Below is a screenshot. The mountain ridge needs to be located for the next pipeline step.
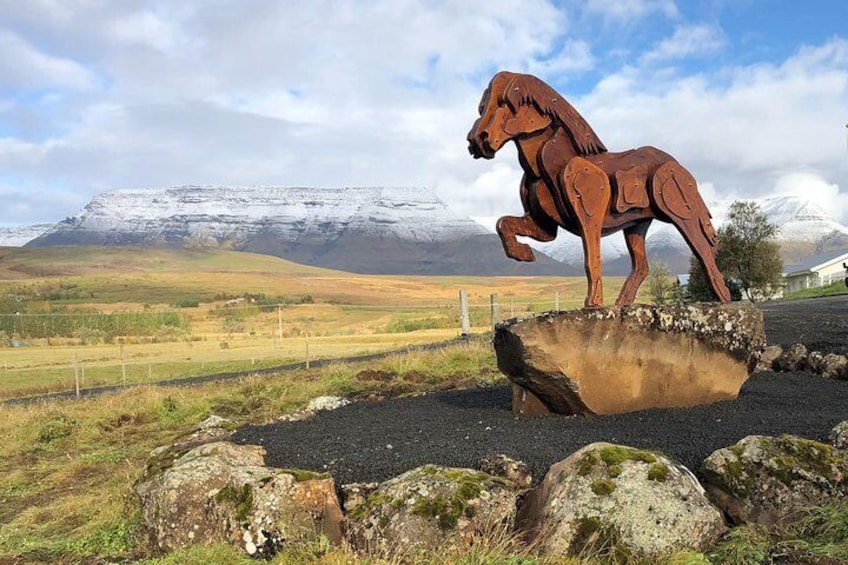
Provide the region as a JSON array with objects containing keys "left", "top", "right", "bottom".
[{"left": 24, "top": 185, "right": 565, "bottom": 276}]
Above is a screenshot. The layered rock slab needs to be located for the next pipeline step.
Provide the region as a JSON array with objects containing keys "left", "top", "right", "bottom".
[{"left": 495, "top": 302, "right": 765, "bottom": 416}]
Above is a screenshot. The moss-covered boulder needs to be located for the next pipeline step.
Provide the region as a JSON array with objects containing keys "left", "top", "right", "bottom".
[
  {"left": 701, "top": 434, "right": 848, "bottom": 526},
  {"left": 517, "top": 442, "right": 725, "bottom": 560},
  {"left": 831, "top": 421, "right": 848, "bottom": 450},
  {"left": 135, "top": 441, "right": 343, "bottom": 557},
  {"left": 347, "top": 464, "right": 519, "bottom": 557}
]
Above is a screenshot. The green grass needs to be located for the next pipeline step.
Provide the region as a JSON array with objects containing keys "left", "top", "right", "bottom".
[
  {"left": 783, "top": 280, "right": 848, "bottom": 300},
  {"left": 708, "top": 502, "right": 848, "bottom": 564}
]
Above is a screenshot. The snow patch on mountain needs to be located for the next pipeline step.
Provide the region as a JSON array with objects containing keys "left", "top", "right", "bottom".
[
  {"left": 37, "top": 185, "right": 489, "bottom": 245},
  {"left": 0, "top": 224, "right": 54, "bottom": 247}
]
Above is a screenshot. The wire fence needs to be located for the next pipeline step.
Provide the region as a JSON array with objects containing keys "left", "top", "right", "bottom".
[{"left": 0, "top": 291, "right": 575, "bottom": 401}]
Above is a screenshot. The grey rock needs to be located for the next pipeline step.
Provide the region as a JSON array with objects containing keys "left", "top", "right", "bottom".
[
  {"left": 478, "top": 454, "right": 533, "bottom": 490},
  {"left": 803, "top": 350, "right": 825, "bottom": 374},
  {"left": 347, "top": 464, "right": 519, "bottom": 557},
  {"left": 757, "top": 345, "right": 783, "bottom": 371},
  {"left": 774, "top": 343, "right": 809, "bottom": 372},
  {"left": 700, "top": 434, "right": 848, "bottom": 526},
  {"left": 307, "top": 396, "right": 351, "bottom": 412},
  {"left": 820, "top": 354, "right": 848, "bottom": 380},
  {"left": 517, "top": 442, "right": 725, "bottom": 559},
  {"left": 830, "top": 421, "right": 848, "bottom": 450},
  {"left": 340, "top": 482, "right": 380, "bottom": 515},
  {"left": 135, "top": 441, "right": 343, "bottom": 556}
]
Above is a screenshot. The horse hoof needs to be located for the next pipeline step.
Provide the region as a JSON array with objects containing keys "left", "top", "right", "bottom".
[{"left": 508, "top": 244, "right": 536, "bottom": 262}]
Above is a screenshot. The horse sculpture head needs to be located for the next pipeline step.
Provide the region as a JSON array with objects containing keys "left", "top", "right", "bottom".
[{"left": 467, "top": 71, "right": 606, "bottom": 159}]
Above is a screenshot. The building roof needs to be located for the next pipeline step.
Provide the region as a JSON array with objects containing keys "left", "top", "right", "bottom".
[{"left": 784, "top": 248, "right": 848, "bottom": 276}]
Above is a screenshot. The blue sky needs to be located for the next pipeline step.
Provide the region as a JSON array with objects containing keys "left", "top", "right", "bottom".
[{"left": 0, "top": 0, "right": 846, "bottom": 226}]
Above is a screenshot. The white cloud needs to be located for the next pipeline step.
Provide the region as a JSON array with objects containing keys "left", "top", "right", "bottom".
[
  {"left": 584, "top": 0, "right": 679, "bottom": 23},
  {"left": 641, "top": 24, "right": 725, "bottom": 63},
  {"left": 528, "top": 40, "right": 596, "bottom": 76},
  {"left": 0, "top": 30, "right": 97, "bottom": 91},
  {"left": 773, "top": 171, "right": 848, "bottom": 220}
]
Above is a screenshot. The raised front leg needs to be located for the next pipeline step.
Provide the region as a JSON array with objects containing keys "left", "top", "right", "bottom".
[
  {"left": 616, "top": 220, "right": 652, "bottom": 306},
  {"left": 496, "top": 177, "right": 558, "bottom": 262},
  {"left": 561, "top": 157, "right": 612, "bottom": 307}
]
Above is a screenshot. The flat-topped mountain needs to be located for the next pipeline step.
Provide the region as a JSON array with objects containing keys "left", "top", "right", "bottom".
[{"left": 26, "top": 186, "right": 564, "bottom": 276}]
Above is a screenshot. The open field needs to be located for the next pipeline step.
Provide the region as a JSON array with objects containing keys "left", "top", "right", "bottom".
[{"left": 0, "top": 246, "right": 628, "bottom": 398}]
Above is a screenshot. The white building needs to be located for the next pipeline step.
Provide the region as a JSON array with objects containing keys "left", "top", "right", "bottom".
[{"left": 783, "top": 249, "right": 848, "bottom": 293}]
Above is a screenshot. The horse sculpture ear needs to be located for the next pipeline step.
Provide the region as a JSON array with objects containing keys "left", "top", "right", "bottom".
[{"left": 504, "top": 105, "right": 551, "bottom": 136}]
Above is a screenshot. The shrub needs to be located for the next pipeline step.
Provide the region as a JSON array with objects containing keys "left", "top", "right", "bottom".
[{"left": 38, "top": 414, "right": 78, "bottom": 443}]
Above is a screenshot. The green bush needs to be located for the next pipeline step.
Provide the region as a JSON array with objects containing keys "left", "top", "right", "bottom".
[{"left": 38, "top": 415, "right": 78, "bottom": 443}]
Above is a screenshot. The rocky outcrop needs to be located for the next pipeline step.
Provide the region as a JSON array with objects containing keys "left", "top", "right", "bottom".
[
  {"left": 517, "top": 442, "right": 725, "bottom": 559},
  {"left": 135, "top": 440, "right": 343, "bottom": 557},
  {"left": 346, "top": 465, "right": 520, "bottom": 556},
  {"left": 700, "top": 434, "right": 848, "bottom": 526},
  {"left": 495, "top": 303, "right": 764, "bottom": 415}
]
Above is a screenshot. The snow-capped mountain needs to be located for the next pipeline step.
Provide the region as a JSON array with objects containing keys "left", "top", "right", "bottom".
[
  {"left": 0, "top": 224, "right": 53, "bottom": 247},
  {"left": 26, "top": 186, "right": 564, "bottom": 276},
  {"left": 473, "top": 195, "right": 848, "bottom": 275}
]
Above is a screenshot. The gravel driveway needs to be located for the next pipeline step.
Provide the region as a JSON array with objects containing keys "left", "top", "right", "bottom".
[{"left": 234, "top": 296, "right": 848, "bottom": 485}]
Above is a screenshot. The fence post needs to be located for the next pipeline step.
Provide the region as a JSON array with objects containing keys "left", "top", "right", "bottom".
[
  {"left": 277, "top": 306, "right": 283, "bottom": 352},
  {"left": 490, "top": 294, "right": 500, "bottom": 333},
  {"left": 554, "top": 291, "right": 560, "bottom": 311},
  {"left": 120, "top": 342, "right": 127, "bottom": 385},
  {"left": 459, "top": 290, "right": 471, "bottom": 336},
  {"left": 305, "top": 332, "right": 311, "bottom": 369},
  {"left": 73, "top": 354, "right": 80, "bottom": 399}
]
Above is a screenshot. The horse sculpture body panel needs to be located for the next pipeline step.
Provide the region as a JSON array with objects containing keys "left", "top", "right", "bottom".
[{"left": 467, "top": 71, "right": 731, "bottom": 306}]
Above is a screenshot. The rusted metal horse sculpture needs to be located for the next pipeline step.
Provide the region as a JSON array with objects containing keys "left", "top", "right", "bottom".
[{"left": 467, "top": 71, "right": 731, "bottom": 306}]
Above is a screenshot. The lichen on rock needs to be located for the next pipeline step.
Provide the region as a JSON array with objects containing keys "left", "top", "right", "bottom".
[
  {"left": 831, "top": 421, "right": 848, "bottom": 451},
  {"left": 517, "top": 442, "right": 725, "bottom": 560},
  {"left": 347, "top": 464, "right": 520, "bottom": 557},
  {"left": 134, "top": 441, "right": 343, "bottom": 557},
  {"left": 701, "top": 434, "right": 848, "bottom": 526}
]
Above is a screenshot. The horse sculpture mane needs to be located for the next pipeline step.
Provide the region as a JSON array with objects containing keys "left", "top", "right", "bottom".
[{"left": 502, "top": 73, "right": 607, "bottom": 156}]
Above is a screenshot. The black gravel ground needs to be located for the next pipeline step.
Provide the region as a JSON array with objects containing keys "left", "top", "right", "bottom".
[{"left": 234, "top": 296, "right": 848, "bottom": 485}]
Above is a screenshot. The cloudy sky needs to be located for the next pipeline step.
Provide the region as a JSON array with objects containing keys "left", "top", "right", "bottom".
[{"left": 1, "top": 0, "right": 847, "bottom": 227}]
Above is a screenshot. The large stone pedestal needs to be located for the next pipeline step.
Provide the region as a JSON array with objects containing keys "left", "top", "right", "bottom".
[{"left": 495, "top": 303, "right": 764, "bottom": 416}]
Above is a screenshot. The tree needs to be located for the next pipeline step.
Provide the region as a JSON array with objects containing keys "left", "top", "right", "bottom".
[
  {"left": 687, "top": 201, "right": 782, "bottom": 302},
  {"left": 646, "top": 261, "right": 675, "bottom": 305}
]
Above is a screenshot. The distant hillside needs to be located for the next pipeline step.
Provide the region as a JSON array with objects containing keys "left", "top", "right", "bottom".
[{"left": 26, "top": 186, "right": 564, "bottom": 276}]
